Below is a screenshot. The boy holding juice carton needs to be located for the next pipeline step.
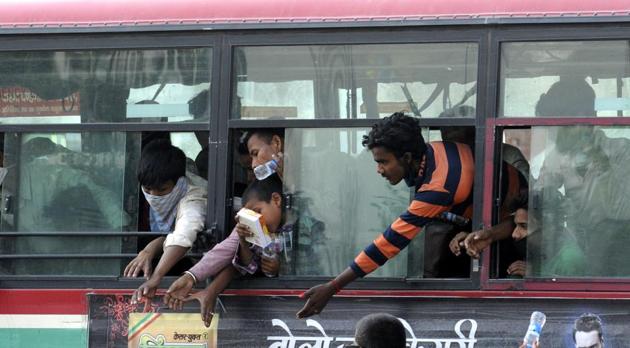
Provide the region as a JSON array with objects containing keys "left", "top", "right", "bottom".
[{"left": 164, "top": 174, "right": 288, "bottom": 326}]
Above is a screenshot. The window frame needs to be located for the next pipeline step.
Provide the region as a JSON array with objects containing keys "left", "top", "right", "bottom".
[
  {"left": 0, "top": 32, "right": 220, "bottom": 288},
  {"left": 484, "top": 24, "right": 630, "bottom": 291},
  {"left": 4, "top": 23, "right": 630, "bottom": 293},
  {"left": 221, "top": 27, "right": 488, "bottom": 291}
]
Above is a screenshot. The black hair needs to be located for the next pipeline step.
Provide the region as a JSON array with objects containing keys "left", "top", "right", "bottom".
[
  {"left": 242, "top": 173, "right": 283, "bottom": 206},
  {"left": 138, "top": 139, "right": 186, "bottom": 188},
  {"left": 242, "top": 128, "right": 285, "bottom": 148},
  {"left": 535, "top": 77, "right": 596, "bottom": 117},
  {"left": 188, "top": 90, "right": 209, "bottom": 119},
  {"left": 362, "top": 112, "right": 426, "bottom": 159},
  {"left": 508, "top": 189, "right": 529, "bottom": 214},
  {"left": 354, "top": 313, "right": 406, "bottom": 348},
  {"left": 573, "top": 313, "right": 603, "bottom": 343}
]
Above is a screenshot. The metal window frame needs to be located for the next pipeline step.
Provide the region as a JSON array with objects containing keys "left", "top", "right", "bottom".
[
  {"left": 219, "top": 27, "right": 487, "bottom": 291},
  {"left": 481, "top": 24, "right": 630, "bottom": 291},
  {"left": 0, "top": 32, "right": 219, "bottom": 287},
  {"left": 2, "top": 23, "right": 630, "bottom": 292}
]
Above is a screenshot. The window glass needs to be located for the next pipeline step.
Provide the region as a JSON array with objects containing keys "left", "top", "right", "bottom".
[
  {"left": 524, "top": 126, "right": 630, "bottom": 278},
  {"left": 234, "top": 43, "right": 478, "bottom": 119},
  {"left": 500, "top": 41, "right": 630, "bottom": 117},
  {"left": 282, "top": 128, "right": 453, "bottom": 278},
  {"left": 0, "top": 131, "right": 206, "bottom": 276},
  {"left": 0, "top": 48, "right": 211, "bottom": 124}
]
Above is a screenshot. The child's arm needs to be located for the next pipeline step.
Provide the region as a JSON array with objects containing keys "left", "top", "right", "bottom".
[
  {"left": 186, "top": 266, "right": 237, "bottom": 327},
  {"left": 165, "top": 229, "right": 241, "bottom": 310},
  {"left": 188, "top": 228, "right": 240, "bottom": 282}
]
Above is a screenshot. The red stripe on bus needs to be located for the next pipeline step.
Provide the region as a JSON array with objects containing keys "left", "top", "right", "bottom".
[
  {"left": 0, "top": 289, "right": 133, "bottom": 314},
  {"left": 2, "top": 288, "right": 630, "bottom": 315}
]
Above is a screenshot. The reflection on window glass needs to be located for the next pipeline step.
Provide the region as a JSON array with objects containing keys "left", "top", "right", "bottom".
[
  {"left": 235, "top": 44, "right": 477, "bottom": 119},
  {"left": 282, "top": 128, "right": 450, "bottom": 278},
  {"left": 0, "top": 48, "right": 211, "bottom": 124},
  {"left": 0, "top": 131, "right": 207, "bottom": 276},
  {"left": 0, "top": 132, "right": 141, "bottom": 275},
  {"left": 526, "top": 126, "right": 630, "bottom": 278},
  {"left": 501, "top": 41, "right": 630, "bottom": 117}
]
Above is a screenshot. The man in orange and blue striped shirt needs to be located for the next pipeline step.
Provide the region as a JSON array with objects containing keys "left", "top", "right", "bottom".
[{"left": 298, "top": 112, "right": 474, "bottom": 318}]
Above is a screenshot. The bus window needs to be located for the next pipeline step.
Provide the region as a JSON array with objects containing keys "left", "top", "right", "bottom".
[
  {"left": 0, "top": 48, "right": 211, "bottom": 124},
  {"left": 525, "top": 126, "right": 630, "bottom": 278},
  {"left": 498, "top": 126, "right": 630, "bottom": 279},
  {"left": 281, "top": 128, "right": 466, "bottom": 278},
  {"left": 234, "top": 43, "right": 478, "bottom": 120},
  {"left": 0, "top": 131, "right": 208, "bottom": 276},
  {"left": 0, "top": 132, "right": 141, "bottom": 275},
  {"left": 500, "top": 40, "right": 630, "bottom": 117}
]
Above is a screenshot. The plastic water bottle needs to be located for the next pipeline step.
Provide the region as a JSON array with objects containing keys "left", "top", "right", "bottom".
[
  {"left": 439, "top": 211, "right": 471, "bottom": 227},
  {"left": 253, "top": 158, "right": 279, "bottom": 180},
  {"left": 523, "top": 311, "right": 546, "bottom": 348}
]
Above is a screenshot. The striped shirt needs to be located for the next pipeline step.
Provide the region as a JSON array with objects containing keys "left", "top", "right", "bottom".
[{"left": 350, "top": 141, "right": 475, "bottom": 277}]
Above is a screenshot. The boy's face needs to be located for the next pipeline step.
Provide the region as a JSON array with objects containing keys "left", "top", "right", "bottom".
[
  {"left": 142, "top": 180, "right": 175, "bottom": 196},
  {"left": 244, "top": 192, "right": 283, "bottom": 233},
  {"left": 371, "top": 146, "right": 407, "bottom": 185},
  {"left": 247, "top": 134, "right": 282, "bottom": 170}
]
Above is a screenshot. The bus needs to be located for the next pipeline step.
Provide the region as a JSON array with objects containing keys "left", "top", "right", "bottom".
[{"left": 1, "top": 0, "right": 630, "bottom": 346}]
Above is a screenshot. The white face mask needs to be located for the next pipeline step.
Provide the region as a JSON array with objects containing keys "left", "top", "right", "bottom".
[{"left": 142, "top": 177, "right": 188, "bottom": 225}]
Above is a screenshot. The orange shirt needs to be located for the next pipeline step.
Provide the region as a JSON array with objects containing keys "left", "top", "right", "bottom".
[{"left": 350, "top": 141, "right": 474, "bottom": 277}]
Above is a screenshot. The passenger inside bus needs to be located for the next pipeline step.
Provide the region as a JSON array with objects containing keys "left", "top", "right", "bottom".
[
  {"left": 164, "top": 174, "right": 295, "bottom": 326},
  {"left": 126, "top": 139, "right": 207, "bottom": 304},
  {"left": 241, "top": 128, "right": 328, "bottom": 276},
  {"left": 243, "top": 128, "right": 285, "bottom": 179},
  {"left": 450, "top": 161, "right": 528, "bottom": 278},
  {"left": 535, "top": 77, "right": 596, "bottom": 117},
  {"left": 6, "top": 136, "right": 128, "bottom": 275}
]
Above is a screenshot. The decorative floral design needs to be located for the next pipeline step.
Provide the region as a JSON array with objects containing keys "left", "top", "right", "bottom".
[{"left": 99, "top": 295, "right": 158, "bottom": 346}]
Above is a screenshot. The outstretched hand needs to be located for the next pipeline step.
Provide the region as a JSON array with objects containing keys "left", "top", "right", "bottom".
[
  {"left": 449, "top": 232, "right": 469, "bottom": 256},
  {"left": 132, "top": 277, "right": 160, "bottom": 312},
  {"left": 124, "top": 250, "right": 153, "bottom": 278},
  {"left": 185, "top": 287, "right": 219, "bottom": 328},
  {"left": 463, "top": 229, "right": 493, "bottom": 259},
  {"left": 296, "top": 282, "right": 335, "bottom": 319},
  {"left": 164, "top": 274, "right": 196, "bottom": 311}
]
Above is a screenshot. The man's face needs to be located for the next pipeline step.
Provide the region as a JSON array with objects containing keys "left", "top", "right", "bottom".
[
  {"left": 512, "top": 208, "right": 529, "bottom": 241},
  {"left": 247, "top": 134, "right": 282, "bottom": 171},
  {"left": 575, "top": 330, "right": 603, "bottom": 348},
  {"left": 371, "top": 147, "right": 406, "bottom": 185},
  {"left": 142, "top": 180, "right": 175, "bottom": 196}
]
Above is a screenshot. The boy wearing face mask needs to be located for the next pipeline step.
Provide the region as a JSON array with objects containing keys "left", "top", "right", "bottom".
[{"left": 125, "top": 139, "right": 207, "bottom": 306}]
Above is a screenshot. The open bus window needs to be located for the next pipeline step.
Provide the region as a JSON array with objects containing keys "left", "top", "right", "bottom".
[
  {"left": 0, "top": 131, "right": 207, "bottom": 276},
  {"left": 500, "top": 40, "right": 630, "bottom": 117},
  {"left": 498, "top": 126, "right": 630, "bottom": 279},
  {"left": 233, "top": 43, "right": 477, "bottom": 120},
  {"left": 0, "top": 48, "right": 212, "bottom": 124},
  {"left": 281, "top": 128, "right": 468, "bottom": 278}
]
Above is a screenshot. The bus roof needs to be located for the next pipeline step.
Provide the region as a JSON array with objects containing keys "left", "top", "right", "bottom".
[{"left": 0, "top": 0, "right": 629, "bottom": 31}]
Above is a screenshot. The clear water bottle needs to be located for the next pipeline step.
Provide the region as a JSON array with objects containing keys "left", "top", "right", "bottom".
[
  {"left": 523, "top": 311, "right": 546, "bottom": 348},
  {"left": 253, "top": 158, "right": 279, "bottom": 180}
]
